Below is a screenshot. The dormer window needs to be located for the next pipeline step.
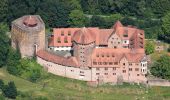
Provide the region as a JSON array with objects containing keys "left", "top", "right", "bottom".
[
  {"left": 57, "top": 37, "right": 61, "bottom": 43},
  {"left": 64, "top": 36, "right": 68, "bottom": 43},
  {"left": 68, "top": 30, "right": 71, "bottom": 36},
  {"left": 112, "top": 54, "right": 115, "bottom": 57},
  {"left": 61, "top": 30, "right": 64, "bottom": 36},
  {"left": 123, "top": 34, "right": 128, "bottom": 37},
  {"left": 102, "top": 54, "right": 104, "bottom": 57}
]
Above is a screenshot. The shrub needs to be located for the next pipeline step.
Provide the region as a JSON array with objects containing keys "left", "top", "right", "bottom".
[{"left": 2, "top": 81, "right": 17, "bottom": 99}]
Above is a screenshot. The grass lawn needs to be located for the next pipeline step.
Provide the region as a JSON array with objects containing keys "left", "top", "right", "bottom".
[{"left": 0, "top": 68, "right": 170, "bottom": 100}]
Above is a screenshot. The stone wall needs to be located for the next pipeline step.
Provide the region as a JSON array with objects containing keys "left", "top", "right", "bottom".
[
  {"left": 37, "top": 56, "right": 92, "bottom": 81},
  {"left": 148, "top": 79, "right": 170, "bottom": 86},
  {"left": 11, "top": 15, "right": 45, "bottom": 58}
]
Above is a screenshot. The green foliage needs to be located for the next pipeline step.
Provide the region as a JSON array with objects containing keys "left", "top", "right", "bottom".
[
  {"left": 18, "top": 59, "right": 43, "bottom": 82},
  {"left": 145, "top": 41, "right": 155, "bottom": 55},
  {"left": 7, "top": 48, "right": 43, "bottom": 82},
  {"left": 162, "top": 12, "right": 170, "bottom": 36},
  {"left": 66, "top": 0, "right": 82, "bottom": 11},
  {"left": 2, "top": 81, "right": 17, "bottom": 99},
  {"left": 0, "top": 94, "right": 5, "bottom": 100},
  {"left": 7, "top": 0, "right": 78, "bottom": 28},
  {"left": 68, "top": 10, "right": 86, "bottom": 27},
  {"left": 148, "top": 0, "right": 170, "bottom": 17},
  {"left": 160, "top": 12, "right": 170, "bottom": 43},
  {"left": 7, "top": 48, "right": 21, "bottom": 75},
  {"left": 0, "top": 0, "right": 8, "bottom": 22},
  {"left": 0, "top": 23, "right": 10, "bottom": 67},
  {"left": 10, "top": 58, "right": 43, "bottom": 82},
  {"left": 104, "top": 14, "right": 123, "bottom": 28},
  {"left": 0, "top": 79, "right": 4, "bottom": 90},
  {"left": 151, "top": 54, "right": 170, "bottom": 80},
  {"left": 90, "top": 16, "right": 106, "bottom": 28}
]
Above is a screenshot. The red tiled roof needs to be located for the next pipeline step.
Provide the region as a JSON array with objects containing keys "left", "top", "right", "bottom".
[
  {"left": 91, "top": 48, "right": 145, "bottom": 67},
  {"left": 96, "top": 29, "right": 113, "bottom": 45},
  {"left": 49, "top": 28, "right": 80, "bottom": 47},
  {"left": 49, "top": 21, "right": 144, "bottom": 48},
  {"left": 37, "top": 50, "right": 79, "bottom": 67},
  {"left": 112, "top": 20, "right": 123, "bottom": 29},
  {"left": 115, "top": 27, "right": 137, "bottom": 40},
  {"left": 72, "top": 27, "right": 96, "bottom": 44}
]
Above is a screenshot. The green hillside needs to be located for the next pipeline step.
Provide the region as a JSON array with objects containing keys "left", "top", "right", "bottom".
[{"left": 0, "top": 68, "right": 170, "bottom": 100}]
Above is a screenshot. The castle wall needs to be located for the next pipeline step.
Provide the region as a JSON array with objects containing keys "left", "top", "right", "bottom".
[
  {"left": 37, "top": 56, "right": 146, "bottom": 83},
  {"left": 37, "top": 56, "right": 92, "bottom": 81}
]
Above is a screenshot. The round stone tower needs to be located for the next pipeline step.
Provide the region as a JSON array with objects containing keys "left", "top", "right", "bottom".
[
  {"left": 11, "top": 15, "right": 45, "bottom": 58},
  {"left": 72, "top": 27, "right": 96, "bottom": 69}
]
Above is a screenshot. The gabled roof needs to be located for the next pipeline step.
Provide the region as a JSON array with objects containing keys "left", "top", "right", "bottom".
[
  {"left": 72, "top": 27, "right": 96, "bottom": 44},
  {"left": 96, "top": 29, "right": 113, "bottom": 45},
  {"left": 112, "top": 20, "right": 123, "bottom": 29}
]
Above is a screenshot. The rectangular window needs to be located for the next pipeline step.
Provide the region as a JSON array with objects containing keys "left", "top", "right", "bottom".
[
  {"left": 129, "top": 68, "right": 132, "bottom": 71},
  {"left": 113, "top": 67, "right": 116, "bottom": 70},
  {"left": 135, "top": 68, "right": 139, "bottom": 71},
  {"left": 104, "top": 73, "right": 108, "bottom": 75},
  {"left": 137, "top": 74, "right": 140, "bottom": 76},
  {"left": 113, "top": 73, "right": 116, "bottom": 75},
  {"left": 129, "top": 63, "right": 132, "bottom": 66},
  {"left": 93, "top": 62, "right": 97, "bottom": 65},
  {"left": 80, "top": 71, "right": 84, "bottom": 74},
  {"left": 96, "top": 68, "right": 100, "bottom": 71},
  {"left": 103, "top": 62, "right": 108, "bottom": 65},
  {"left": 109, "top": 62, "right": 113, "bottom": 65},
  {"left": 98, "top": 62, "right": 102, "bottom": 65},
  {"left": 123, "top": 70, "right": 126, "bottom": 73},
  {"left": 105, "top": 68, "right": 108, "bottom": 70},
  {"left": 96, "top": 73, "right": 100, "bottom": 75},
  {"left": 114, "top": 62, "right": 118, "bottom": 65},
  {"left": 123, "top": 34, "right": 128, "bottom": 37}
]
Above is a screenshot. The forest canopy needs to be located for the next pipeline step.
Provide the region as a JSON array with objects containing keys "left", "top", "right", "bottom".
[{"left": 0, "top": 0, "right": 170, "bottom": 40}]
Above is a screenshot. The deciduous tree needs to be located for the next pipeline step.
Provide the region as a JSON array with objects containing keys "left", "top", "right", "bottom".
[
  {"left": 68, "top": 10, "right": 86, "bottom": 27},
  {"left": 151, "top": 55, "right": 170, "bottom": 80},
  {"left": 145, "top": 41, "right": 155, "bottom": 55}
]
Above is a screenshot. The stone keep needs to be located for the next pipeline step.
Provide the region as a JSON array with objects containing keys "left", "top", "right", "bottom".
[{"left": 11, "top": 15, "right": 45, "bottom": 58}]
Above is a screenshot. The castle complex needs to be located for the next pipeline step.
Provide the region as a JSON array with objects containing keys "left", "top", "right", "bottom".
[{"left": 11, "top": 15, "right": 147, "bottom": 84}]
